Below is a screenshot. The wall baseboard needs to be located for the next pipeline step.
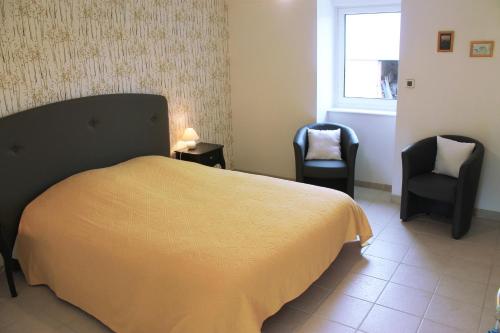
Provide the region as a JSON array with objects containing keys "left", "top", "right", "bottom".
[
  {"left": 233, "top": 168, "right": 295, "bottom": 181},
  {"left": 233, "top": 170, "right": 500, "bottom": 221},
  {"left": 355, "top": 180, "right": 391, "bottom": 192},
  {"left": 475, "top": 208, "right": 500, "bottom": 221},
  {"left": 391, "top": 194, "right": 401, "bottom": 204},
  {"left": 390, "top": 194, "right": 500, "bottom": 221},
  {"left": 235, "top": 170, "right": 394, "bottom": 194}
]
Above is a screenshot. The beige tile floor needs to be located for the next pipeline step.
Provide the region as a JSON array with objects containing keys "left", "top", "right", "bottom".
[{"left": 1, "top": 187, "right": 499, "bottom": 333}]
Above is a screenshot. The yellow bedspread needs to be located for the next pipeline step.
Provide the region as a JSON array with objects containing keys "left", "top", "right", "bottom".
[{"left": 17, "top": 156, "right": 371, "bottom": 333}]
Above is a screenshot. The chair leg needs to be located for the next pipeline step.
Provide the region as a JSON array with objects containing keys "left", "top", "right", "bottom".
[
  {"left": 346, "top": 179, "right": 354, "bottom": 198},
  {"left": 401, "top": 192, "right": 425, "bottom": 222},
  {"left": 451, "top": 207, "right": 472, "bottom": 240},
  {"left": 400, "top": 191, "right": 410, "bottom": 221},
  {"left": 4, "top": 258, "right": 17, "bottom": 297},
  {"left": 452, "top": 223, "right": 467, "bottom": 239}
]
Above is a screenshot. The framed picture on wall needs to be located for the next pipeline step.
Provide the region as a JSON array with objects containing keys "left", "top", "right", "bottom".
[
  {"left": 437, "top": 31, "right": 454, "bottom": 52},
  {"left": 470, "top": 41, "right": 495, "bottom": 57}
]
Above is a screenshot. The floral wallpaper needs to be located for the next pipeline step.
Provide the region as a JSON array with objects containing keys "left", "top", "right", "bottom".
[{"left": 0, "top": 0, "right": 232, "bottom": 165}]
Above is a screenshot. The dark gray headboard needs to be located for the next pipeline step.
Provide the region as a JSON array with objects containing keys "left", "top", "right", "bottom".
[{"left": 0, "top": 94, "right": 169, "bottom": 255}]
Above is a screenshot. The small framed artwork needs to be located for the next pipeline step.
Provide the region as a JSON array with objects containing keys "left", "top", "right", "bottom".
[
  {"left": 437, "top": 31, "right": 454, "bottom": 52},
  {"left": 470, "top": 41, "right": 495, "bottom": 57}
]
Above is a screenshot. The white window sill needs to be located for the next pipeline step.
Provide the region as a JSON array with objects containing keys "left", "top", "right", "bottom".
[{"left": 327, "top": 108, "right": 397, "bottom": 117}]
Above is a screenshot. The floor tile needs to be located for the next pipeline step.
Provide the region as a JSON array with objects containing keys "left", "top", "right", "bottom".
[
  {"left": 435, "top": 276, "right": 487, "bottom": 307},
  {"left": 376, "top": 282, "right": 432, "bottom": 316},
  {"left": 65, "top": 313, "right": 112, "bottom": 333},
  {"left": 483, "top": 284, "right": 498, "bottom": 310},
  {"left": 391, "top": 264, "right": 440, "bottom": 293},
  {"left": 315, "top": 292, "right": 372, "bottom": 328},
  {"left": 450, "top": 241, "right": 494, "bottom": 265},
  {"left": 356, "top": 198, "right": 372, "bottom": 211},
  {"left": 0, "top": 275, "right": 26, "bottom": 302},
  {"left": 473, "top": 217, "right": 500, "bottom": 229},
  {"left": 417, "top": 219, "right": 452, "bottom": 238},
  {"left": 412, "top": 233, "right": 455, "bottom": 254},
  {"left": 3, "top": 318, "right": 67, "bottom": 333},
  {"left": 364, "top": 239, "right": 409, "bottom": 262},
  {"left": 355, "top": 187, "right": 391, "bottom": 204},
  {"left": 363, "top": 205, "right": 397, "bottom": 226},
  {"left": 367, "top": 221, "right": 385, "bottom": 238},
  {"left": 417, "top": 319, "right": 469, "bottom": 333},
  {"left": 377, "top": 225, "right": 419, "bottom": 246},
  {"left": 392, "top": 218, "right": 431, "bottom": 234},
  {"left": 354, "top": 187, "right": 381, "bottom": 202},
  {"left": 444, "top": 257, "right": 491, "bottom": 284},
  {"left": 34, "top": 291, "right": 85, "bottom": 325},
  {"left": 402, "top": 247, "right": 449, "bottom": 273},
  {"left": 314, "top": 253, "right": 360, "bottom": 291},
  {"left": 424, "top": 295, "right": 481, "bottom": 332},
  {"left": 0, "top": 302, "right": 30, "bottom": 328},
  {"left": 492, "top": 251, "right": 500, "bottom": 267},
  {"left": 287, "top": 285, "right": 330, "bottom": 314},
  {"left": 313, "top": 264, "right": 351, "bottom": 291},
  {"left": 335, "top": 273, "right": 387, "bottom": 302},
  {"left": 262, "top": 306, "right": 310, "bottom": 333},
  {"left": 359, "top": 304, "right": 421, "bottom": 333},
  {"left": 478, "top": 307, "right": 497, "bottom": 333},
  {"left": 488, "top": 265, "right": 500, "bottom": 286},
  {"left": 480, "top": 284, "right": 499, "bottom": 332},
  {"left": 350, "top": 255, "right": 398, "bottom": 280},
  {"left": 297, "top": 315, "right": 355, "bottom": 333},
  {"left": 460, "top": 223, "right": 498, "bottom": 247},
  {"left": 9, "top": 287, "right": 62, "bottom": 328}
]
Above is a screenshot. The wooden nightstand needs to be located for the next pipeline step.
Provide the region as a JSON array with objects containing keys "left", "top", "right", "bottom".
[{"left": 174, "top": 142, "right": 226, "bottom": 169}]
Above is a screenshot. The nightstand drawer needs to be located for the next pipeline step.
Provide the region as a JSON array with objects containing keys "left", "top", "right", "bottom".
[
  {"left": 174, "top": 142, "right": 226, "bottom": 169},
  {"left": 199, "top": 150, "right": 221, "bottom": 166}
]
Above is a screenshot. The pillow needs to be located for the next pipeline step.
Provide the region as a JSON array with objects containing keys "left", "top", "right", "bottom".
[
  {"left": 433, "top": 136, "right": 475, "bottom": 178},
  {"left": 305, "top": 128, "right": 342, "bottom": 160}
]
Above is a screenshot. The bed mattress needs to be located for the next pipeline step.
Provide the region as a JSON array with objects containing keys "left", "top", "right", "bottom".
[{"left": 16, "top": 156, "right": 371, "bottom": 333}]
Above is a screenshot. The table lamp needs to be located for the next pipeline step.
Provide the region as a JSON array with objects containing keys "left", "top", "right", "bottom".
[{"left": 182, "top": 128, "right": 199, "bottom": 149}]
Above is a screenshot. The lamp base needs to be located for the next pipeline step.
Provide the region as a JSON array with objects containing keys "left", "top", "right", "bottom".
[{"left": 185, "top": 141, "right": 197, "bottom": 149}]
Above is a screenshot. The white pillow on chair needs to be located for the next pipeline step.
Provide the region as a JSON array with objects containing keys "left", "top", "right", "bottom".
[
  {"left": 433, "top": 136, "right": 475, "bottom": 178},
  {"left": 305, "top": 128, "right": 342, "bottom": 160}
]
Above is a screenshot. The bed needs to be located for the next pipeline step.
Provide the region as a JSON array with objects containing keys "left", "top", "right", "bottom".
[{"left": 0, "top": 94, "right": 371, "bottom": 333}]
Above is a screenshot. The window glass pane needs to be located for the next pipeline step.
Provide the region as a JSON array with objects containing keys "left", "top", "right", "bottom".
[{"left": 344, "top": 12, "right": 401, "bottom": 100}]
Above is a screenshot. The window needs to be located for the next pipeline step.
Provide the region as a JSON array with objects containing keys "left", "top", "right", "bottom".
[{"left": 335, "top": 6, "right": 401, "bottom": 111}]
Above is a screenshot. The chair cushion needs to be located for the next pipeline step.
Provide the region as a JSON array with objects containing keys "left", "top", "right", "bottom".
[
  {"left": 434, "top": 136, "right": 475, "bottom": 178},
  {"left": 408, "top": 172, "right": 457, "bottom": 203},
  {"left": 305, "top": 128, "right": 342, "bottom": 160},
  {"left": 303, "top": 160, "right": 348, "bottom": 179}
]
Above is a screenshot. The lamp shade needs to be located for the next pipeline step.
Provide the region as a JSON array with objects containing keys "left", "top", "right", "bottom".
[{"left": 181, "top": 128, "right": 199, "bottom": 141}]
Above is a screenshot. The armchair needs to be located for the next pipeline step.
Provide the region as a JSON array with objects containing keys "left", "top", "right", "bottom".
[
  {"left": 293, "top": 123, "right": 358, "bottom": 197},
  {"left": 401, "top": 135, "right": 484, "bottom": 239}
]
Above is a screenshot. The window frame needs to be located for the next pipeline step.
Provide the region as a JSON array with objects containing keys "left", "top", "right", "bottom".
[{"left": 334, "top": 5, "right": 401, "bottom": 112}]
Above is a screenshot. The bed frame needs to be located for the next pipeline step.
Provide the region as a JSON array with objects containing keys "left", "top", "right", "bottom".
[{"left": 0, "top": 94, "right": 170, "bottom": 297}]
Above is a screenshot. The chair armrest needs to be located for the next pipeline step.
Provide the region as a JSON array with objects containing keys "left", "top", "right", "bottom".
[
  {"left": 293, "top": 126, "right": 307, "bottom": 160},
  {"left": 456, "top": 143, "right": 484, "bottom": 207},
  {"left": 459, "top": 143, "right": 484, "bottom": 177},
  {"left": 341, "top": 126, "right": 359, "bottom": 169},
  {"left": 293, "top": 126, "right": 308, "bottom": 181},
  {"left": 401, "top": 137, "right": 436, "bottom": 180}
]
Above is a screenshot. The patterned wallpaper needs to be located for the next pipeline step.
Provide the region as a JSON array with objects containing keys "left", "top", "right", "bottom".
[{"left": 0, "top": 0, "right": 232, "bottom": 165}]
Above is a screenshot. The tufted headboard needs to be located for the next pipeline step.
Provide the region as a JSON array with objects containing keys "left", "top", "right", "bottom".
[{"left": 0, "top": 94, "right": 169, "bottom": 258}]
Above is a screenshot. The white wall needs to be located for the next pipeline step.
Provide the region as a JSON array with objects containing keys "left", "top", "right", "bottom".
[
  {"left": 327, "top": 111, "right": 396, "bottom": 186},
  {"left": 228, "top": 0, "right": 317, "bottom": 179},
  {"left": 394, "top": 0, "right": 500, "bottom": 212},
  {"left": 317, "top": 0, "right": 334, "bottom": 122}
]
